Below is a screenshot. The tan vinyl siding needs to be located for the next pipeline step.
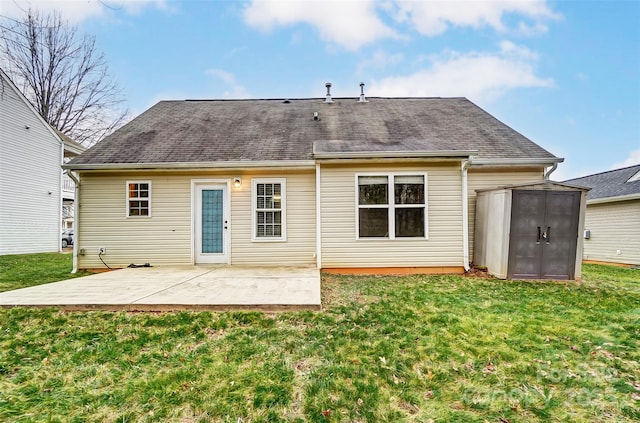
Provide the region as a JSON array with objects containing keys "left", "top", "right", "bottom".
[
  {"left": 467, "top": 168, "right": 544, "bottom": 262},
  {"left": 320, "top": 162, "right": 463, "bottom": 268},
  {"left": 583, "top": 200, "right": 640, "bottom": 265},
  {"left": 0, "top": 76, "right": 62, "bottom": 254},
  {"left": 76, "top": 170, "right": 315, "bottom": 269},
  {"left": 231, "top": 172, "right": 316, "bottom": 266}
]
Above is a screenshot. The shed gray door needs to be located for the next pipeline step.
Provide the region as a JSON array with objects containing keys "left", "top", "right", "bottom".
[{"left": 508, "top": 190, "right": 580, "bottom": 279}]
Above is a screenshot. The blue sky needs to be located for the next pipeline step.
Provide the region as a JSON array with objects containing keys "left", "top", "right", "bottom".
[{"left": 3, "top": 0, "right": 639, "bottom": 179}]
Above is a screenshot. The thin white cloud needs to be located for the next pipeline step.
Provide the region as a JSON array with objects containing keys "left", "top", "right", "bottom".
[
  {"left": 613, "top": 149, "right": 640, "bottom": 169},
  {"left": 206, "top": 68, "right": 251, "bottom": 99},
  {"left": 2, "top": 0, "right": 168, "bottom": 23},
  {"left": 369, "top": 42, "right": 553, "bottom": 103},
  {"left": 357, "top": 49, "right": 405, "bottom": 73},
  {"left": 517, "top": 21, "right": 549, "bottom": 37},
  {"left": 222, "top": 85, "right": 251, "bottom": 99},
  {"left": 206, "top": 69, "right": 236, "bottom": 85},
  {"left": 243, "top": 0, "right": 398, "bottom": 50},
  {"left": 393, "top": 0, "right": 560, "bottom": 36},
  {"left": 499, "top": 40, "right": 538, "bottom": 60}
]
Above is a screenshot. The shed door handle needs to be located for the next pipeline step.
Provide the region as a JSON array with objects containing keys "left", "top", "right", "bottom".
[
  {"left": 537, "top": 226, "right": 541, "bottom": 243},
  {"left": 542, "top": 226, "right": 550, "bottom": 243}
]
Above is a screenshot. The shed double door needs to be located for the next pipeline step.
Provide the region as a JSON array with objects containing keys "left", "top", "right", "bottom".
[{"left": 507, "top": 190, "right": 581, "bottom": 279}]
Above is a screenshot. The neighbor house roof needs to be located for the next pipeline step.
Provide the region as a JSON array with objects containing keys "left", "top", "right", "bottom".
[
  {"left": 55, "top": 129, "right": 86, "bottom": 157},
  {"left": 66, "top": 97, "right": 559, "bottom": 169},
  {"left": 564, "top": 164, "right": 640, "bottom": 202}
]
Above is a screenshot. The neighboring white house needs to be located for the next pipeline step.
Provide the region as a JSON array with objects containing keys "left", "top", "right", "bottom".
[
  {"left": 565, "top": 165, "right": 640, "bottom": 266},
  {"left": 0, "top": 68, "right": 84, "bottom": 255},
  {"left": 60, "top": 132, "right": 86, "bottom": 229}
]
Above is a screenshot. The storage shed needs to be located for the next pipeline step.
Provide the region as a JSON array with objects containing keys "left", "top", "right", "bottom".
[{"left": 474, "top": 181, "right": 589, "bottom": 280}]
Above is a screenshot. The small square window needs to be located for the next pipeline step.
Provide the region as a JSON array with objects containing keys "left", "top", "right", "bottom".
[{"left": 127, "top": 181, "right": 151, "bottom": 217}]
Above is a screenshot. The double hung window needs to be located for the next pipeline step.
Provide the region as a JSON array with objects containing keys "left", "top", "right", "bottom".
[
  {"left": 357, "top": 174, "right": 427, "bottom": 239},
  {"left": 252, "top": 178, "right": 286, "bottom": 241}
]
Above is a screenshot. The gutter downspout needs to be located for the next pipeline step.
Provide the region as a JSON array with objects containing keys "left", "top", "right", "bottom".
[
  {"left": 65, "top": 170, "right": 80, "bottom": 273},
  {"left": 58, "top": 141, "right": 64, "bottom": 253},
  {"left": 544, "top": 162, "right": 558, "bottom": 180},
  {"left": 461, "top": 159, "right": 471, "bottom": 272},
  {"left": 315, "top": 163, "right": 322, "bottom": 269}
]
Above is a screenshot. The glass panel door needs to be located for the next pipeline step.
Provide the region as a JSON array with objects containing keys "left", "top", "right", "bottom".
[
  {"left": 201, "top": 189, "right": 223, "bottom": 254},
  {"left": 195, "top": 183, "right": 229, "bottom": 264}
]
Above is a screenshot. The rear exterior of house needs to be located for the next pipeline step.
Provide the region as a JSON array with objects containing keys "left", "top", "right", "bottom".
[
  {"left": 565, "top": 165, "right": 640, "bottom": 266},
  {"left": 0, "top": 69, "right": 64, "bottom": 255},
  {"left": 65, "top": 96, "right": 560, "bottom": 272}
]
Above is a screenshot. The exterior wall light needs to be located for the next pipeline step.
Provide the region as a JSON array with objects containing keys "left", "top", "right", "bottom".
[{"left": 233, "top": 177, "right": 242, "bottom": 189}]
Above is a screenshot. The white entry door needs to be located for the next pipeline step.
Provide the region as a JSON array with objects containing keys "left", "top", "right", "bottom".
[{"left": 194, "top": 183, "right": 230, "bottom": 264}]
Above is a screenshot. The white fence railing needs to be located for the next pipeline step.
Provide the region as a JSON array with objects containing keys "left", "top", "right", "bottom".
[{"left": 62, "top": 174, "right": 75, "bottom": 199}]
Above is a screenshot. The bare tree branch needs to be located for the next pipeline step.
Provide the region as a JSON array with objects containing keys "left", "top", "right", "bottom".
[{"left": 0, "top": 9, "right": 128, "bottom": 146}]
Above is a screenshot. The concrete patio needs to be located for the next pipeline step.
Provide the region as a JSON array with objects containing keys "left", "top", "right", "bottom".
[{"left": 0, "top": 266, "right": 321, "bottom": 311}]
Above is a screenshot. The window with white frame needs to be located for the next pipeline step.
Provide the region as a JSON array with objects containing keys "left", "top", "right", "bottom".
[
  {"left": 127, "top": 181, "right": 151, "bottom": 217},
  {"left": 357, "top": 174, "right": 427, "bottom": 239},
  {"left": 252, "top": 178, "right": 286, "bottom": 241}
]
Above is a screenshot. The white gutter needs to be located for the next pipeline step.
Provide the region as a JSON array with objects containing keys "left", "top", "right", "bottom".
[
  {"left": 586, "top": 193, "right": 640, "bottom": 205},
  {"left": 544, "top": 162, "right": 558, "bottom": 180},
  {"left": 313, "top": 150, "right": 477, "bottom": 159},
  {"left": 63, "top": 160, "right": 316, "bottom": 171},
  {"left": 470, "top": 157, "right": 564, "bottom": 167},
  {"left": 315, "top": 164, "right": 322, "bottom": 269},
  {"left": 461, "top": 159, "right": 471, "bottom": 272},
  {"left": 65, "top": 170, "right": 80, "bottom": 273}
]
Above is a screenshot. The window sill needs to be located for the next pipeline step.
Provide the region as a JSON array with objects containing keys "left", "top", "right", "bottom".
[
  {"left": 252, "top": 238, "right": 287, "bottom": 243},
  {"left": 356, "top": 237, "right": 429, "bottom": 241}
]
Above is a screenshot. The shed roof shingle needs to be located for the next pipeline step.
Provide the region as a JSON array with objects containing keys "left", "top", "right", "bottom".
[
  {"left": 564, "top": 164, "right": 640, "bottom": 200},
  {"left": 68, "top": 97, "right": 558, "bottom": 167}
]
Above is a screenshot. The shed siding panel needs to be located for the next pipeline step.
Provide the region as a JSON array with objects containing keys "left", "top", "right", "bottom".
[
  {"left": 76, "top": 170, "right": 315, "bottom": 269},
  {"left": 320, "top": 163, "right": 463, "bottom": 268},
  {"left": 583, "top": 200, "right": 640, "bottom": 265},
  {"left": 467, "top": 168, "right": 544, "bottom": 262},
  {"left": 0, "top": 77, "right": 61, "bottom": 255}
]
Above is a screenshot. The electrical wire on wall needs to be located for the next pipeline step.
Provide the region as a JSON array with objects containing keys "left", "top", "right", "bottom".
[
  {"left": 98, "top": 250, "right": 112, "bottom": 270},
  {"left": 98, "top": 248, "right": 151, "bottom": 270}
]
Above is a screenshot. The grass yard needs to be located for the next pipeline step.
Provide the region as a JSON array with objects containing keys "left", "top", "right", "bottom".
[
  {"left": 0, "top": 252, "right": 92, "bottom": 293},
  {"left": 0, "top": 256, "right": 638, "bottom": 422}
]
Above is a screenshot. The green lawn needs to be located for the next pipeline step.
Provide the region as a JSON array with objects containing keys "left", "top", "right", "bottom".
[
  {"left": 0, "top": 255, "right": 638, "bottom": 422},
  {"left": 0, "top": 252, "right": 92, "bottom": 293}
]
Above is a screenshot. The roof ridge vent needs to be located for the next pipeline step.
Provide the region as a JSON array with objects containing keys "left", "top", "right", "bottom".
[
  {"left": 358, "top": 82, "right": 368, "bottom": 103},
  {"left": 324, "top": 82, "right": 333, "bottom": 103}
]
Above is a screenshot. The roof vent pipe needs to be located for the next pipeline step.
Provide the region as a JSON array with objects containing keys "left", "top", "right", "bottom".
[
  {"left": 358, "top": 82, "right": 368, "bottom": 103},
  {"left": 313, "top": 111, "right": 319, "bottom": 121},
  {"left": 324, "top": 82, "right": 333, "bottom": 103}
]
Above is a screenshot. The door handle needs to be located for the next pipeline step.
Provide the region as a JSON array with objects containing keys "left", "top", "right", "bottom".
[
  {"left": 537, "top": 226, "right": 541, "bottom": 243},
  {"left": 224, "top": 220, "right": 228, "bottom": 230},
  {"left": 541, "top": 226, "right": 550, "bottom": 243}
]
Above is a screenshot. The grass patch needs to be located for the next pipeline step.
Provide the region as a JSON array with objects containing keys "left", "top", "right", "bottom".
[
  {"left": 0, "top": 252, "right": 91, "bottom": 292},
  {"left": 0, "top": 255, "right": 638, "bottom": 422}
]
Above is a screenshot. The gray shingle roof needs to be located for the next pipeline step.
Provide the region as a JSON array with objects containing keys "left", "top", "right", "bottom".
[
  {"left": 564, "top": 165, "right": 640, "bottom": 201},
  {"left": 67, "top": 97, "right": 558, "bottom": 167}
]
